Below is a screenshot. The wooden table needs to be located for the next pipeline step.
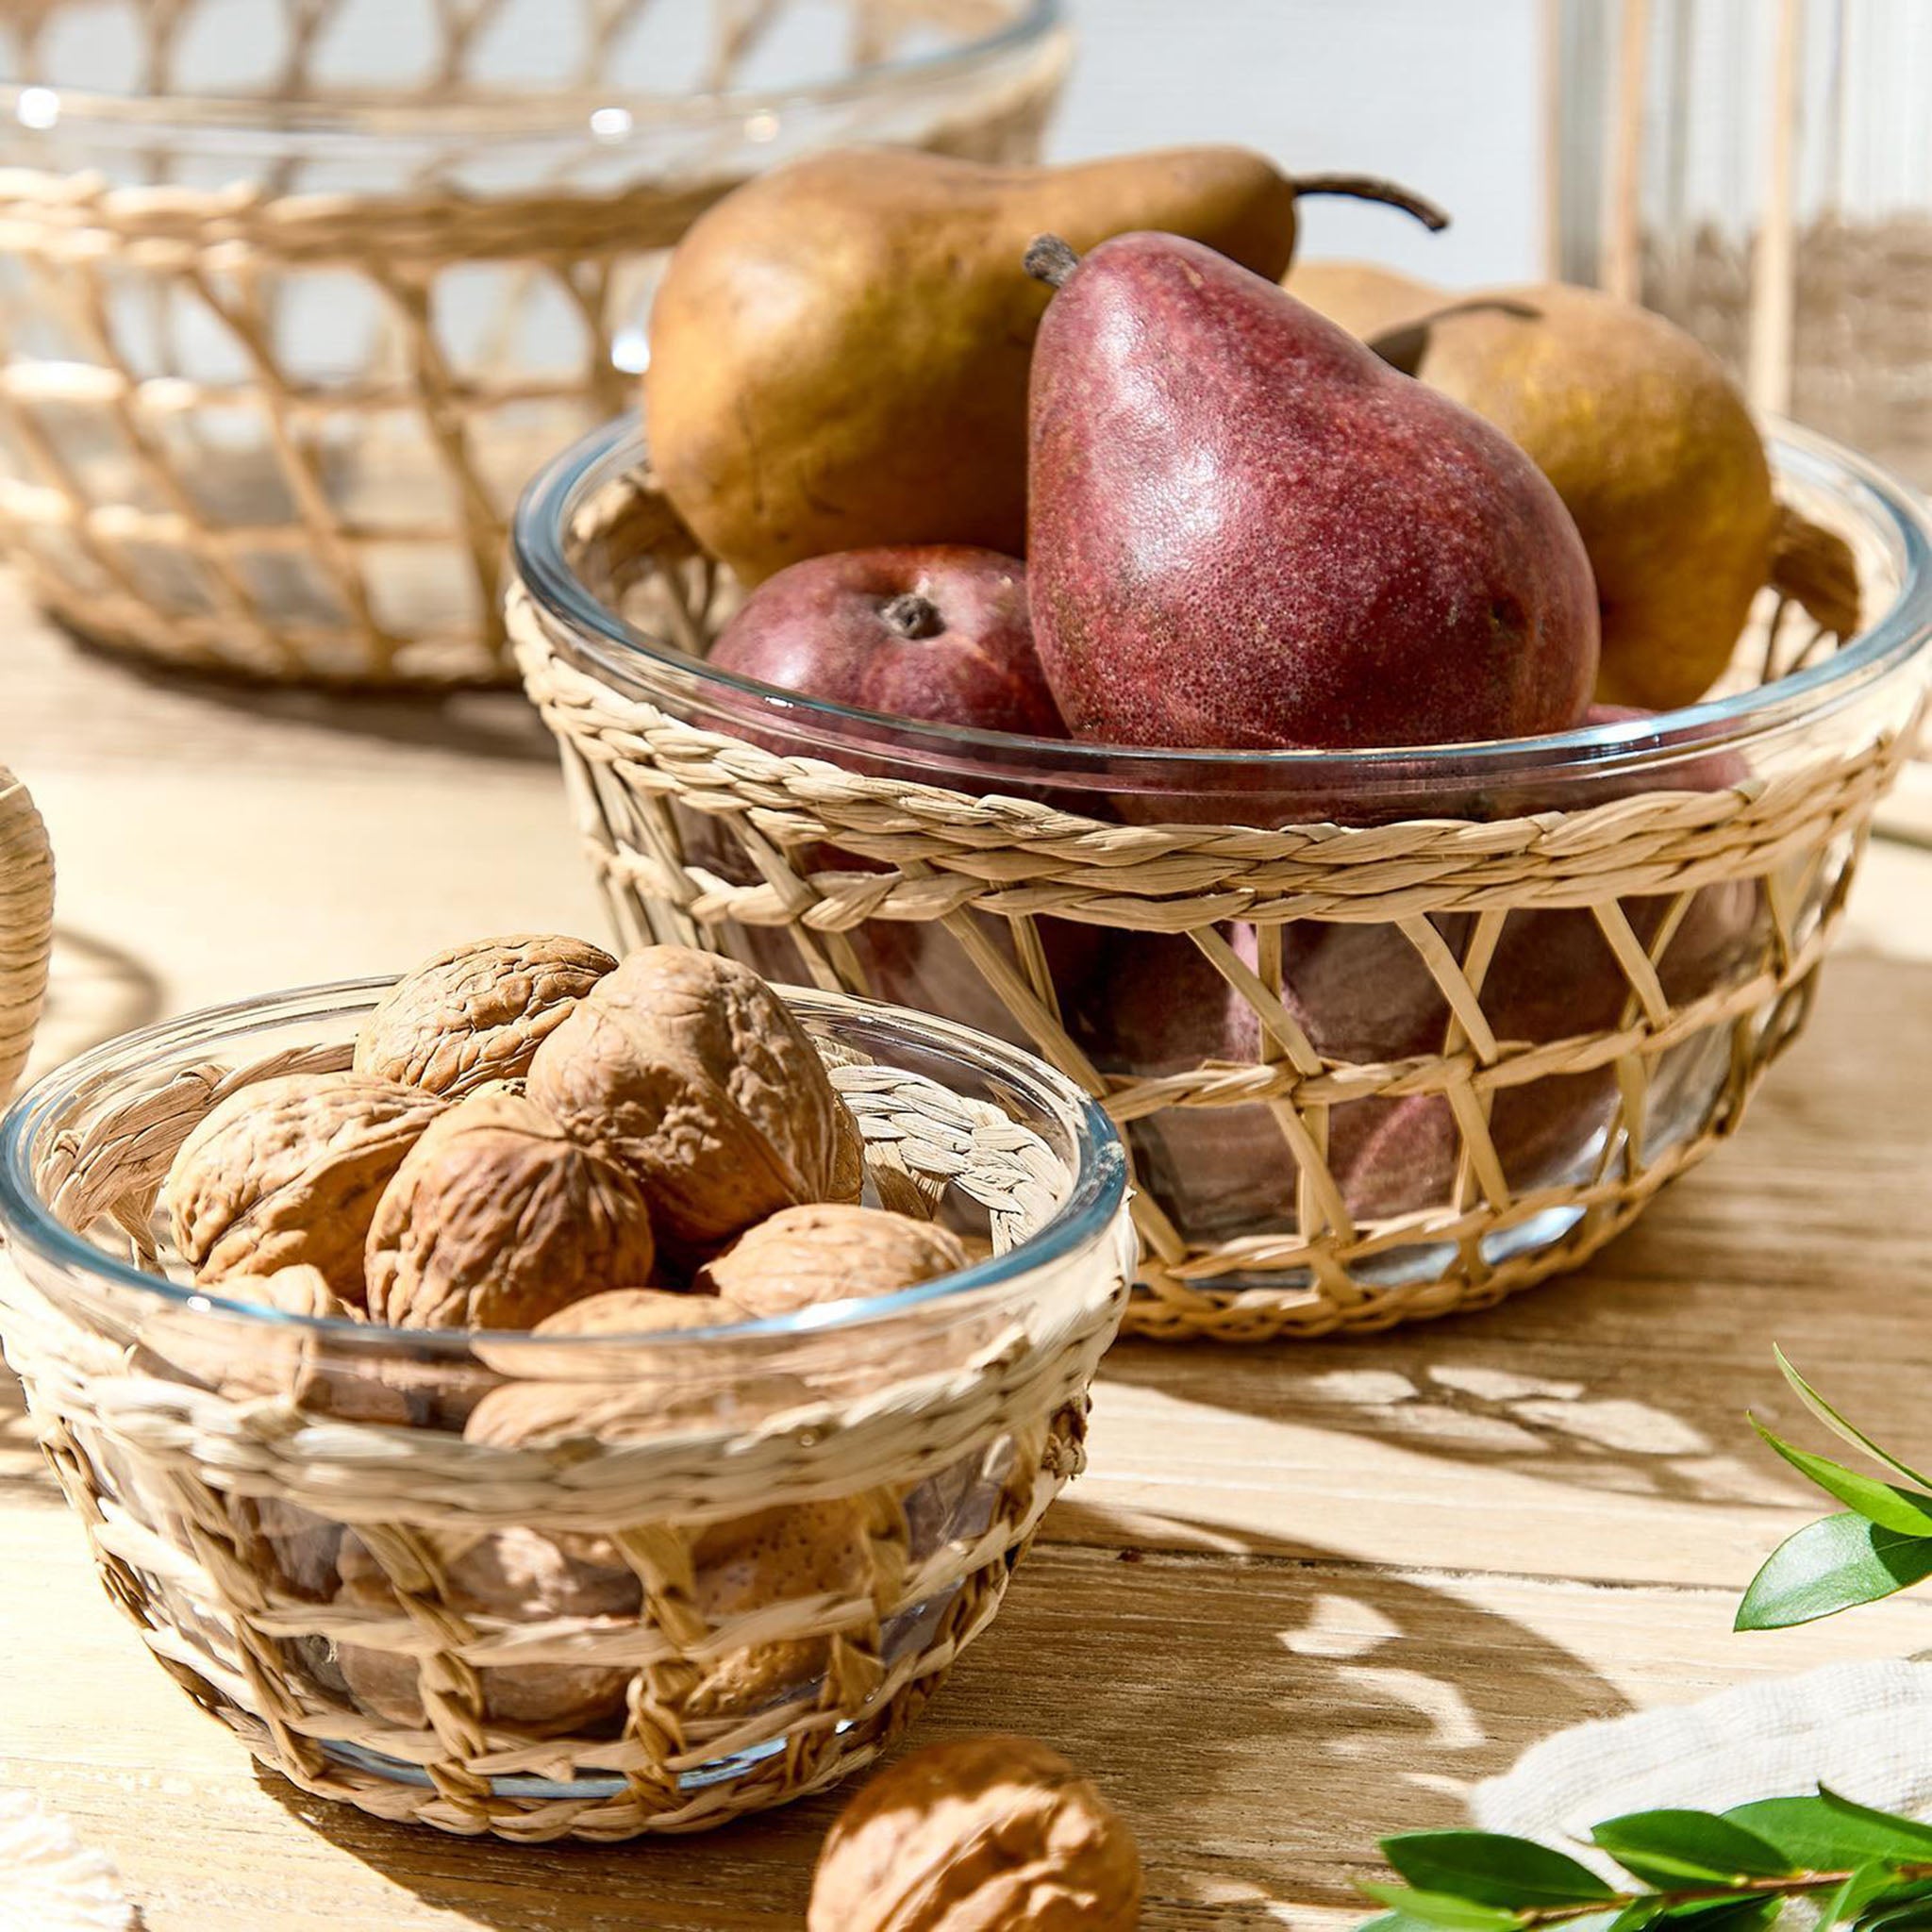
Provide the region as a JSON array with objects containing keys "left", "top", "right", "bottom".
[{"left": 8, "top": 594, "right": 1932, "bottom": 1930}]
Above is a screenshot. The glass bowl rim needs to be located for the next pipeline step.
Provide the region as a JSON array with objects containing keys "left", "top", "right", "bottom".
[
  {"left": 0, "top": 0, "right": 1065, "bottom": 147},
  {"left": 510, "top": 411, "right": 1932, "bottom": 795},
  {"left": 0, "top": 971, "right": 1129, "bottom": 1357}
]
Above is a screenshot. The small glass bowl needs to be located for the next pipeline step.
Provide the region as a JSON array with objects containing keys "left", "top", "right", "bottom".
[
  {"left": 506, "top": 415, "right": 1932, "bottom": 1336},
  {"left": 0, "top": 976, "right": 1131, "bottom": 1836}
]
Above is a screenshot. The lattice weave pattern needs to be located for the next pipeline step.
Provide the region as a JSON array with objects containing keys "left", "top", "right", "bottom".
[
  {"left": 0, "top": 767, "right": 53, "bottom": 1103},
  {"left": 0, "top": 0, "right": 1066, "bottom": 686},
  {"left": 0, "top": 1037, "right": 1131, "bottom": 1840},
  {"left": 508, "top": 458, "right": 1926, "bottom": 1343}
]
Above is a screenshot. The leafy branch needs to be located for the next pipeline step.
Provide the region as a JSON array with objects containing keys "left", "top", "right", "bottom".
[
  {"left": 1359, "top": 1788, "right": 1932, "bottom": 1932},
  {"left": 1737, "top": 1350, "right": 1932, "bottom": 1631}
]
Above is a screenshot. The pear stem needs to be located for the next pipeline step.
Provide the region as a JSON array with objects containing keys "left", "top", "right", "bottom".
[
  {"left": 880, "top": 592, "right": 943, "bottom": 640},
  {"left": 1024, "top": 234, "right": 1081, "bottom": 289},
  {"left": 1291, "top": 173, "right": 1450, "bottom": 232}
]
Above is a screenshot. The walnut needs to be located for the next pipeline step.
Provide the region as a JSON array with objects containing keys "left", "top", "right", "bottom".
[
  {"left": 808, "top": 1734, "right": 1143, "bottom": 1932},
  {"left": 354, "top": 933, "right": 616, "bottom": 1098},
  {"left": 463, "top": 1289, "right": 757, "bottom": 1446},
  {"left": 525, "top": 946, "right": 864, "bottom": 1264},
  {"left": 684, "top": 1499, "right": 874, "bottom": 1721},
  {"left": 164, "top": 1073, "right": 446, "bottom": 1302},
  {"left": 167, "top": 1264, "right": 424, "bottom": 1426},
  {"left": 366, "top": 1091, "right": 658, "bottom": 1330},
  {"left": 334, "top": 1527, "right": 639, "bottom": 1736},
  {"left": 696, "top": 1204, "right": 969, "bottom": 1318}
]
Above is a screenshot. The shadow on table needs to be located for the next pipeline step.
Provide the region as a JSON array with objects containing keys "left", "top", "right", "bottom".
[
  {"left": 257, "top": 1536, "right": 1621, "bottom": 1927},
  {"left": 1098, "top": 1241, "right": 1807, "bottom": 1517},
  {"left": 57, "top": 626, "right": 558, "bottom": 766},
  {"left": 29, "top": 926, "right": 165, "bottom": 1073}
]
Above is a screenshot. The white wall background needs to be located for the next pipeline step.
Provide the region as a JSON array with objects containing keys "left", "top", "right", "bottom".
[{"left": 1047, "top": 0, "right": 1546, "bottom": 290}]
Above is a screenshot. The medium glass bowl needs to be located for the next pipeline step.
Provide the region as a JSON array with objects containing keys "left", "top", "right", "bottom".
[
  {"left": 0, "top": 976, "right": 1132, "bottom": 1836},
  {"left": 0, "top": 0, "right": 1071, "bottom": 685},
  {"left": 508, "top": 414, "right": 1932, "bottom": 1337}
]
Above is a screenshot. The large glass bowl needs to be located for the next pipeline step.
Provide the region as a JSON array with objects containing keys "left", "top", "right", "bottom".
[
  {"left": 506, "top": 415, "right": 1932, "bottom": 1339},
  {"left": 0, "top": 976, "right": 1132, "bottom": 1836},
  {"left": 0, "top": 0, "right": 1071, "bottom": 684}
]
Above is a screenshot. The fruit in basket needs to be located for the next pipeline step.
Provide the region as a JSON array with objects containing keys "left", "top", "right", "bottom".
[
  {"left": 1284, "top": 257, "right": 1437, "bottom": 336},
  {"left": 808, "top": 1732, "right": 1142, "bottom": 1932},
  {"left": 366, "top": 1091, "right": 658, "bottom": 1329},
  {"left": 709, "top": 546, "right": 1064, "bottom": 738},
  {"left": 526, "top": 945, "right": 864, "bottom": 1264},
  {"left": 334, "top": 1526, "right": 639, "bottom": 1735},
  {"left": 1024, "top": 233, "right": 1598, "bottom": 751},
  {"left": 1292, "top": 266, "right": 1777, "bottom": 714},
  {"left": 354, "top": 932, "right": 616, "bottom": 1098},
  {"left": 687, "top": 1499, "right": 877, "bottom": 1721},
  {"left": 647, "top": 145, "right": 1447, "bottom": 583},
  {"left": 165, "top": 1073, "right": 447, "bottom": 1303},
  {"left": 696, "top": 1203, "right": 971, "bottom": 1318}
]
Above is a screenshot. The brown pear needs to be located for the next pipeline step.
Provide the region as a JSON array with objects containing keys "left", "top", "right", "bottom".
[
  {"left": 1283, "top": 257, "right": 1440, "bottom": 337},
  {"left": 647, "top": 147, "right": 1444, "bottom": 584},
  {"left": 1352, "top": 279, "right": 1777, "bottom": 711}
]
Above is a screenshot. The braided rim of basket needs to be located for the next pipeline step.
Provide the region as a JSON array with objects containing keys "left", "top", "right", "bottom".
[
  {"left": 0, "top": 1033, "right": 1130, "bottom": 1838},
  {"left": 506, "top": 464, "right": 1926, "bottom": 1342},
  {"left": 0, "top": 1, "right": 1069, "bottom": 688},
  {"left": 0, "top": 766, "right": 54, "bottom": 1106}
]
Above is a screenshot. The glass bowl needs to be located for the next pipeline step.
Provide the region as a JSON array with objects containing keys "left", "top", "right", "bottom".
[
  {"left": 0, "top": 975, "right": 1132, "bottom": 1837},
  {"left": 0, "top": 0, "right": 1071, "bottom": 685},
  {"left": 506, "top": 414, "right": 1932, "bottom": 1340}
]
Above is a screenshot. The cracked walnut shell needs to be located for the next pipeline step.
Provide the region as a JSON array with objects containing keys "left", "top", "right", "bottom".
[
  {"left": 525, "top": 946, "right": 864, "bottom": 1261},
  {"left": 696, "top": 1203, "right": 969, "bottom": 1318},
  {"left": 354, "top": 933, "right": 615, "bottom": 1098},
  {"left": 808, "top": 1734, "right": 1142, "bottom": 1931},
  {"left": 366, "top": 1091, "right": 658, "bottom": 1330},
  {"left": 164, "top": 1073, "right": 446, "bottom": 1302}
]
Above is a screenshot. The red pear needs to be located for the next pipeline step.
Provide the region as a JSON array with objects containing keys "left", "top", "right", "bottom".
[{"left": 1024, "top": 232, "right": 1600, "bottom": 750}]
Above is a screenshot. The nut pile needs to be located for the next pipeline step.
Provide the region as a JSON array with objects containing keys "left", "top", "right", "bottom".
[
  {"left": 152, "top": 936, "right": 992, "bottom": 1740},
  {"left": 161, "top": 935, "right": 968, "bottom": 1351}
]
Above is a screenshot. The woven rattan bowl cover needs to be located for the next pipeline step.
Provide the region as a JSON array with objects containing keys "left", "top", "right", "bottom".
[
  {"left": 0, "top": 982, "right": 1133, "bottom": 1839},
  {"left": 0, "top": 769, "right": 53, "bottom": 1104},
  {"left": 508, "top": 421, "right": 1932, "bottom": 1343},
  {"left": 0, "top": 0, "right": 1069, "bottom": 688}
]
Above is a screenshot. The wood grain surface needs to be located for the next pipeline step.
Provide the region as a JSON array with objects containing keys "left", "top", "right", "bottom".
[{"left": 6, "top": 602, "right": 1932, "bottom": 1928}]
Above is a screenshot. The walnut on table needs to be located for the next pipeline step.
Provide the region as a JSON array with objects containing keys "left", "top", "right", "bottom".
[
  {"left": 365, "top": 1091, "right": 658, "bottom": 1330},
  {"left": 163, "top": 1073, "right": 446, "bottom": 1304},
  {"left": 526, "top": 946, "right": 865, "bottom": 1266},
  {"left": 354, "top": 933, "right": 615, "bottom": 1099},
  {"left": 808, "top": 1733, "right": 1143, "bottom": 1931}
]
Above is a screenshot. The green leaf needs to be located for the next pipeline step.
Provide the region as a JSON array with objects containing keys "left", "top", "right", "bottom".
[
  {"left": 1383, "top": 1831, "right": 1617, "bottom": 1907},
  {"left": 1751, "top": 1422, "right": 1932, "bottom": 1538},
  {"left": 1734, "top": 1513, "right": 1932, "bottom": 1629},
  {"left": 1357, "top": 1884, "right": 1524, "bottom": 1929},
  {"left": 1591, "top": 1810, "right": 1795, "bottom": 1886},
  {"left": 1861, "top": 1900, "right": 1932, "bottom": 1932},
  {"left": 1815, "top": 1862, "right": 1905, "bottom": 1926},
  {"left": 1654, "top": 1900, "right": 1779, "bottom": 1932},
  {"left": 1774, "top": 1351, "right": 1932, "bottom": 1491},
  {"left": 1608, "top": 1904, "right": 1664, "bottom": 1932},
  {"left": 1726, "top": 1791, "right": 1932, "bottom": 1869}
]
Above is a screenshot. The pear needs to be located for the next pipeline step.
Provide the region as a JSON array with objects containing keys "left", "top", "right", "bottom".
[
  {"left": 646, "top": 148, "right": 1445, "bottom": 584},
  {"left": 1024, "top": 233, "right": 1598, "bottom": 751},
  {"left": 1292, "top": 267, "right": 1777, "bottom": 713},
  {"left": 1283, "top": 257, "right": 1440, "bottom": 337}
]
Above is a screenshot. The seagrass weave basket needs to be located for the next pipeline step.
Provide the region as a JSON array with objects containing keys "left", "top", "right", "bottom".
[
  {"left": 0, "top": 767, "right": 53, "bottom": 1104},
  {"left": 0, "top": 0, "right": 1068, "bottom": 686},
  {"left": 0, "top": 979, "right": 1131, "bottom": 1839},
  {"left": 507, "top": 417, "right": 1932, "bottom": 1344}
]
